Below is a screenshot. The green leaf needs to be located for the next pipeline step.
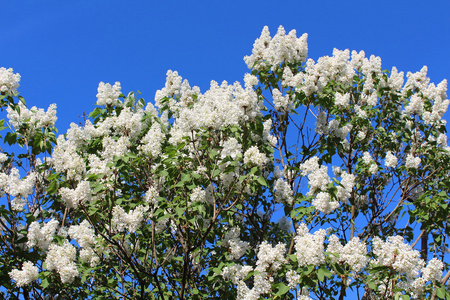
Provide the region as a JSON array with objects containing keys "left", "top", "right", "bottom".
[
  {"left": 274, "top": 283, "right": 290, "bottom": 297},
  {"left": 93, "top": 183, "right": 104, "bottom": 194},
  {"left": 257, "top": 176, "right": 267, "bottom": 186},
  {"left": 436, "top": 286, "right": 446, "bottom": 299},
  {"left": 41, "top": 278, "right": 49, "bottom": 289},
  {"left": 47, "top": 180, "right": 58, "bottom": 195},
  {"left": 317, "top": 266, "right": 331, "bottom": 281}
]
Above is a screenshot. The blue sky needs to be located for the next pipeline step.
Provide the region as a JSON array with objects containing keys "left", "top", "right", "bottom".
[{"left": 2, "top": 0, "right": 449, "bottom": 133}]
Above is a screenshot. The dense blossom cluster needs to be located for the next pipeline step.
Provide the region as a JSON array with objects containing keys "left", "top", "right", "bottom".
[
  {"left": 8, "top": 261, "right": 39, "bottom": 287},
  {"left": 0, "top": 67, "right": 20, "bottom": 95},
  {"left": 45, "top": 241, "right": 79, "bottom": 283}
]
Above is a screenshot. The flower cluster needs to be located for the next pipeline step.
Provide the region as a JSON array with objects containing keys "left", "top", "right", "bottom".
[
  {"left": 244, "top": 25, "right": 308, "bottom": 71},
  {"left": 222, "top": 227, "right": 250, "bottom": 260},
  {"left": 8, "top": 261, "right": 39, "bottom": 287},
  {"left": 294, "top": 223, "right": 326, "bottom": 267},
  {"left": 27, "top": 219, "right": 59, "bottom": 250},
  {"left": 45, "top": 241, "right": 79, "bottom": 283},
  {"left": 0, "top": 67, "right": 20, "bottom": 95},
  {"left": 96, "top": 81, "right": 122, "bottom": 106}
]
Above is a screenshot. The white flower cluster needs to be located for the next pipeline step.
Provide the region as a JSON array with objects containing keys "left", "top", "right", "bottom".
[
  {"left": 236, "top": 272, "right": 272, "bottom": 300},
  {"left": 371, "top": 236, "right": 424, "bottom": 279},
  {"left": 262, "top": 119, "right": 277, "bottom": 146},
  {"left": 59, "top": 180, "right": 91, "bottom": 209},
  {"left": 300, "top": 157, "right": 343, "bottom": 214},
  {"left": 7, "top": 102, "right": 57, "bottom": 135},
  {"left": 68, "top": 220, "right": 95, "bottom": 248},
  {"left": 144, "top": 186, "right": 159, "bottom": 205},
  {"left": 27, "top": 219, "right": 59, "bottom": 250},
  {"left": 405, "top": 153, "right": 421, "bottom": 169},
  {"left": 52, "top": 136, "right": 86, "bottom": 181},
  {"left": 45, "top": 241, "right": 79, "bottom": 283},
  {"left": 335, "top": 92, "right": 351, "bottom": 108},
  {"left": 0, "top": 67, "right": 20, "bottom": 95},
  {"left": 295, "top": 49, "right": 357, "bottom": 96},
  {"left": 272, "top": 88, "right": 291, "bottom": 111},
  {"left": 139, "top": 122, "right": 164, "bottom": 157},
  {"left": 404, "top": 95, "right": 424, "bottom": 116},
  {"left": 243, "top": 146, "right": 267, "bottom": 167},
  {"left": 384, "top": 151, "right": 398, "bottom": 168},
  {"left": 0, "top": 168, "right": 36, "bottom": 211},
  {"left": 222, "top": 227, "right": 250, "bottom": 260},
  {"left": 163, "top": 77, "right": 262, "bottom": 145},
  {"left": 300, "top": 157, "right": 331, "bottom": 196},
  {"left": 220, "top": 137, "right": 242, "bottom": 159},
  {"left": 221, "top": 264, "right": 253, "bottom": 285},
  {"left": 8, "top": 261, "right": 39, "bottom": 287},
  {"left": 327, "top": 235, "right": 368, "bottom": 272},
  {"left": 400, "top": 66, "right": 449, "bottom": 126},
  {"left": 422, "top": 79, "right": 449, "bottom": 125},
  {"left": 255, "top": 241, "right": 286, "bottom": 272},
  {"left": 111, "top": 205, "right": 149, "bottom": 234},
  {"left": 273, "top": 178, "right": 294, "bottom": 205},
  {"left": 336, "top": 171, "right": 356, "bottom": 204},
  {"left": 96, "top": 81, "right": 122, "bottom": 106},
  {"left": 294, "top": 223, "right": 326, "bottom": 267},
  {"left": 189, "top": 186, "right": 206, "bottom": 205},
  {"left": 312, "top": 192, "right": 338, "bottom": 215},
  {"left": 362, "top": 151, "right": 378, "bottom": 175},
  {"left": 223, "top": 241, "right": 287, "bottom": 299},
  {"left": 370, "top": 236, "right": 444, "bottom": 298},
  {"left": 244, "top": 25, "right": 308, "bottom": 71},
  {"left": 68, "top": 220, "right": 102, "bottom": 267}
]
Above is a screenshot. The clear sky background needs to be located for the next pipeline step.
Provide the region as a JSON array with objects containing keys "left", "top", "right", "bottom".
[{"left": 1, "top": 0, "right": 449, "bottom": 133}]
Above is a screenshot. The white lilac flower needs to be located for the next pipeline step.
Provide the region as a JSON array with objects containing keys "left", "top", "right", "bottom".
[
  {"left": 384, "top": 151, "right": 398, "bottom": 168},
  {"left": 272, "top": 88, "right": 291, "bottom": 110},
  {"left": 315, "top": 111, "right": 328, "bottom": 135},
  {"left": 388, "top": 66, "right": 404, "bottom": 91},
  {"left": 144, "top": 186, "right": 159, "bottom": 205},
  {"left": 139, "top": 122, "right": 164, "bottom": 157},
  {"left": 404, "top": 95, "right": 424, "bottom": 116},
  {"left": 371, "top": 236, "right": 424, "bottom": 279},
  {"left": 312, "top": 191, "right": 339, "bottom": 214},
  {"left": 189, "top": 186, "right": 206, "bottom": 204},
  {"left": 243, "top": 25, "right": 308, "bottom": 71},
  {"left": 244, "top": 73, "right": 259, "bottom": 88},
  {"left": 336, "top": 171, "right": 356, "bottom": 203},
  {"left": 362, "top": 152, "right": 373, "bottom": 165},
  {"left": 421, "top": 258, "right": 444, "bottom": 282},
  {"left": 0, "top": 67, "right": 20, "bottom": 95},
  {"left": 221, "top": 265, "right": 253, "bottom": 285},
  {"left": 299, "top": 156, "right": 331, "bottom": 196},
  {"left": 294, "top": 223, "right": 326, "bottom": 267},
  {"left": 111, "top": 205, "right": 149, "bottom": 233},
  {"left": 255, "top": 241, "right": 286, "bottom": 272},
  {"left": 221, "top": 137, "right": 242, "bottom": 159},
  {"left": 96, "top": 81, "right": 122, "bottom": 106},
  {"left": 243, "top": 146, "right": 267, "bottom": 167},
  {"left": 68, "top": 220, "right": 95, "bottom": 248},
  {"left": 405, "top": 153, "right": 421, "bottom": 169},
  {"left": 274, "top": 178, "right": 294, "bottom": 205},
  {"left": 45, "top": 241, "right": 79, "bottom": 283},
  {"left": 222, "top": 227, "right": 249, "bottom": 260},
  {"left": 59, "top": 180, "right": 91, "bottom": 209},
  {"left": 27, "top": 219, "right": 59, "bottom": 250},
  {"left": 327, "top": 235, "right": 368, "bottom": 272},
  {"left": 335, "top": 92, "right": 350, "bottom": 107},
  {"left": 9, "top": 261, "right": 39, "bottom": 287}
]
